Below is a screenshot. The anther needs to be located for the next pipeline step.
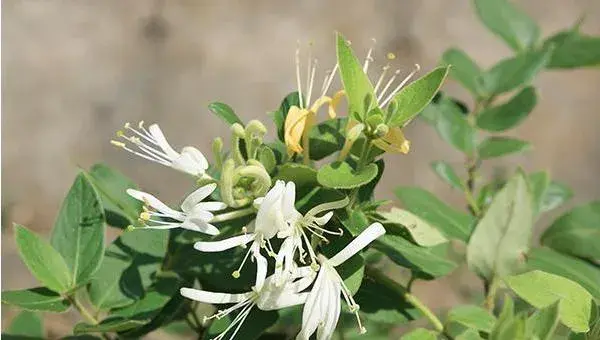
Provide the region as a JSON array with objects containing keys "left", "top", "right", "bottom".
[
  {"left": 110, "top": 140, "right": 125, "bottom": 148},
  {"left": 232, "top": 270, "right": 241, "bottom": 279},
  {"left": 310, "top": 262, "right": 320, "bottom": 271},
  {"left": 140, "top": 212, "right": 151, "bottom": 220},
  {"left": 387, "top": 52, "right": 396, "bottom": 60}
]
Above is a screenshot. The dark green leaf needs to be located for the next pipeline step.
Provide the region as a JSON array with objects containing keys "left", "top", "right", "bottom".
[
  {"left": 74, "top": 319, "right": 147, "bottom": 335},
  {"left": 401, "top": 328, "right": 438, "bottom": 340},
  {"left": 274, "top": 163, "right": 318, "bottom": 196},
  {"left": 354, "top": 278, "right": 419, "bottom": 325},
  {"left": 340, "top": 209, "right": 370, "bottom": 237},
  {"left": 442, "top": 48, "right": 483, "bottom": 96},
  {"left": 545, "top": 31, "right": 600, "bottom": 69},
  {"left": 477, "top": 86, "right": 537, "bottom": 132},
  {"left": 527, "top": 247, "right": 600, "bottom": 300},
  {"left": 269, "top": 92, "right": 301, "bottom": 141},
  {"left": 51, "top": 173, "right": 105, "bottom": 287},
  {"left": 481, "top": 48, "right": 553, "bottom": 95},
  {"left": 317, "top": 162, "right": 379, "bottom": 189},
  {"left": 394, "top": 187, "right": 474, "bottom": 242},
  {"left": 257, "top": 146, "right": 277, "bottom": 174},
  {"left": 431, "top": 161, "right": 464, "bottom": 190},
  {"left": 389, "top": 66, "right": 450, "bottom": 127},
  {"left": 204, "top": 310, "right": 278, "bottom": 340},
  {"left": 473, "top": 0, "right": 540, "bottom": 51},
  {"left": 337, "top": 33, "right": 375, "bottom": 121},
  {"left": 2, "top": 287, "right": 71, "bottom": 312},
  {"left": 541, "top": 201, "right": 600, "bottom": 260},
  {"left": 429, "top": 97, "right": 476, "bottom": 153},
  {"left": 308, "top": 117, "right": 347, "bottom": 160},
  {"left": 7, "top": 311, "right": 44, "bottom": 338},
  {"left": 447, "top": 305, "right": 496, "bottom": 333},
  {"left": 208, "top": 102, "right": 243, "bottom": 126},
  {"left": 14, "top": 225, "right": 71, "bottom": 293},
  {"left": 358, "top": 159, "right": 385, "bottom": 202},
  {"left": 540, "top": 180, "right": 573, "bottom": 213},
  {"left": 526, "top": 302, "right": 560, "bottom": 340},
  {"left": 467, "top": 171, "right": 533, "bottom": 280},
  {"left": 478, "top": 137, "right": 531, "bottom": 159},
  {"left": 87, "top": 164, "right": 142, "bottom": 228}
]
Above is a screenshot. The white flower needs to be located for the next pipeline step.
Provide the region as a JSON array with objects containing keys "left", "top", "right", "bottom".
[
  {"left": 180, "top": 267, "right": 315, "bottom": 340},
  {"left": 297, "top": 223, "right": 386, "bottom": 340},
  {"left": 273, "top": 195, "right": 349, "bottom": 285},
  {"left": 194, "top": 181, "right": 296, "bottom": 290},
  {"left": 111, "top": 121, "right": 209, "bottom": 177},
  {"left": 127, "top": 183, "right": 225, "bottom": 235}
]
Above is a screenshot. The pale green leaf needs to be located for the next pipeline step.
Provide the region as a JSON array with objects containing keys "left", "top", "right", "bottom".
[
  {"left": 442, "top": 48, "right": 483, "bottom": 96},
  {"left": 380, "top": 208, "right": 448, "bottom": 247},
  {"left": 431, "top": 161, "right": 464, "bottom": 190},
  {"left": 477, "top": 86, "right": 537, "bottom": 132},
  {"left": 401, "top": 328, "right": 438, "bottom": 340},
  {"left": 431, "top": 98, "right": 476, "bottom": 153},
  {"left": 478, "top": 137, "right": 531, "bottom": 159},
  {"left": 447, "top": 305, "right": 497, "bottom": 333},
  {"left": 2, "top": 287, "right": 71, "bottom": 312},
  {"left": 317, "top": 161, "right": 379, "bottom": 189},
  {"left": 208, "top": 102, "right": 243, "bottom": 126},
  {"left": 456, "top": 329, "right": 484, "bottom": 340},
  {"left": 526, "top": 302, "right": 560, "bottom": 340},
  {"left": 540, "top": 180, "right": 573, "bottom": 213},
  {"left": 528, "top": 171, "right": 550, "bottom": 216},
  {"left": 545, "top": 31, "right": 600, "bottom": 69},
  {"left": 7, "top": 311, "right": 44, "bottom": 338}
]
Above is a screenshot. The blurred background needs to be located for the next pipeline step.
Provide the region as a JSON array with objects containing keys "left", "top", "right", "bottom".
[{"left": 2, "top": 0, "right": 599, "bottom": 337}]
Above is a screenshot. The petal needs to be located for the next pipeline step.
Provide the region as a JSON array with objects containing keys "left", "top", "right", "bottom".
[
  {"left": 255, "top": 181, "right": 286, "bottom": 239},
  {"left": 284, "top": 106, "right": 308, "bottom": 155},
  {"left": 274, "top": 237, "right": 294, "bottom": 283},
  {"left": 264, "top": 292, "right": 308, "bottom": 310},
  {"left": 291, "top": 273, "right": 316, "bottom": 293},
  {"left": 194, "top": 233, "right": 255, "bottom": 252},
  {"left": 312, "top": 211, "right": 334, "bottom": 226},
  {"left": 305, "top": 197, "right": 349, "bottom": 219},
  {"left": 126, "top": 189, "right": 185, "bottom": 220},
  {"left": 253, "top": 245, "right": 268, "bottom": 292},
  {"left": 196, "top": 201, "right": 228, "bottom": 212},
  {"left": 180, "top": 287, "right": 251, "bottom": 304},
  {"left": 188, "top": 208, "right": 214, "bottom": 221},
  {"left": 282, "top": 182, "right": 297, "bottom": 218},
  {"left": 171, "top": 152, "right": 204, "bottom": 176},
  {"left": 297, "top": 268, "right": 327, "bottom": 340},
  {"left": 328, "top": 90, "right": 346, "bottom": 119},
  {"left": 181, "top": 218, "right": 220, "bottom": 236},
  {"left": 181, "top": 184, "right": 217, "bottom": 212},
  {"left": 148, "top": 124, "right": 179, "bottom": 159},
  {"left": 328, "top": 223, "right": 385, "bottom": 267},
  {"left": 317, "top": 280, "right": 341, "bottom": 340},
  {"left": 181, "top": 146, "right": 209, "bottom": 170}
]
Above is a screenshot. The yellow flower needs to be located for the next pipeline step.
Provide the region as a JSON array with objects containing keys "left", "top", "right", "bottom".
[{"left": 372, "top": 127, "right": 410, "bottom": 154}]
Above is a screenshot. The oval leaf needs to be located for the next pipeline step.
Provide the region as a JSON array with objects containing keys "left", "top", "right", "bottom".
[
  {"left": 478, "top": 137, "right": 531, "bottom": 159},
  {"left": 477, "top": 86, "right": 537, "bottom": 132},
  {"left": 526, "top": 302, "right": 560, "bottom": 340},
  {"left": 431, "top": 160, "right": 464, "bottom": 190},
  {"left": 447, "top": 305, "right": 497, "bottom": 333},
  {"left": 380, "top": 208, "right": 448, "bottom": 247},
  {"left": 546, "top": 31, "right": 600, "bottom": 69},
  {"left": 7, "top": 311, "right": 44, "bottom": 338},
  {"left": 208, "top": 102, "right": 243, "bottom": 126},
  {"left": 14, "top": 224, "right": 72, "bottom": 293},
  {"left": 2, "top": 287, "right": 71, "bottom": 312},
  {"left": 317, "top": 161, "right": 378, "bottom": 189},
  {"left": 401, "top": 328, "right": 438, "bottom": 340},
  {"left": 442, "top": 48, "right": 483, "bottom": 96}
]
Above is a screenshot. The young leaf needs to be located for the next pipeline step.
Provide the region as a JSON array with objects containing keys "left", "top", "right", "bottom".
[
  {"left": 74, "top": 319, "right": 147, "bottom": 335},
  {"left": 431, "top": 161, "right": 464, "bottom": 190},
  {"left": 2, "top": 287, "right": 71, "bottom": 312},
  {"left": 394, "top": 187, "right": 474, "bottom": 242},
  {"left": 389, "top": 66, "right": 450, "bottom": 127},
  {"left": 400, "top": 328, "right": 438, "bottom": 340},
  {"left": 477, "top": 86, "right": 537, "bottom": 132},
  {"left": 480, "top": 48, "right": 553, "bottom": 95},
  {"left": 336, "top": 32, "right": 376, "bottom": 121},
  {"left": 467, "top": 171, "right": 533, "bottom": 280},
  {"left": 442, "top": 48, "right": 483, "bottom": 96},
  {"left": 7, "top": 311, "right": 44, "bottom": 338},
  {"left": 308, "top": 117, "right": 347, "bottom": 160},
  {"left": 87, "top": 164, "right": 142, "bottom": 228},
  {"left": 447, "top": 305, "right": 497, "bottom": 333},
  {"left": 208, "top": 102, "right": 243, "bottom": 126},
  {"left": 379, "top": 208, "right": 448, "bottom": 247},
  {"left": 473, "top": 0, "right": 540, "bottom": 51},
  {"left": 478, "top": 137, "right": 531, "bottom": 159},
  {"left": 51, "top": 173, "right": 105, "bottom": 287},
  {"left": 540, "top": 180, "right": 573, "bottom": 213},
  {"left": 14, "top": 224, "right": 72, "bottom": 293},
  {"left": 274, "top": 163, "right": 318, "bottom": 191},
  {"left": 541, "top": 201, "right": 600, "bottom": 260},
  {"left": 317, "top": 161, "right": 379, "bottom": 189},
  {"left": 527, "top": 247, "right": 600, "bottom": 300},
  {"left": 528, "top": 171, "right": 550, "bottom": 215},
  {"left": 505, "top": 270, "right": 592, "bottom": 333},
  {"left": 526, "top": 302, "right": 560, "bottom": 340},
  {"left": 545, "top": 31, "right": 600, "bottom": 69},
  {"left": 430, "top": 98, "right": 476, "bottom": 153}
]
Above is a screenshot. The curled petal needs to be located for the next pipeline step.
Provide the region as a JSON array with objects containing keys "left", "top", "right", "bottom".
[
  {"left": 328, "top": 223, "right": 386, "bottom": 267},
  {"left": 126, "top": 189, "right": 184, "bottom": 220},
  {"left": 194, "top": 233, "right": 255, "bottom": 252},
  {"left": 372, "top": 127, "right": 410, "bottom": 154},
  {"left": 180, "top": 287, "right": 251, "bottom": 304},
  {"left": 181, "top": 218, "right": 220, "bottom": 236},
  {"left": 181, "top": 184, "right": 217, "bottom": 212},
  {"left": 284, "top": 106, "right": 310, "bottom": 155},
  {"left": 148, "top": 124, "right": 179, "bottom": 159}
]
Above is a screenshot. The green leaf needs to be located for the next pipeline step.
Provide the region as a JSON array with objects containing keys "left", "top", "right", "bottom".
[
  {"left": 431, "top": 161, "right": 464, "bottom": 190},
  {"left": 340, "top": 209, "right": 370, "bottom": 237},
  {"left": 269, "top": 92, "right": 301, "bottom": 141},
  {"left": 87, "top": 163, "right": 143, "bottom": 228},
  {"left": 375, "top": 235, "right": 458, "bottom": 278},
  {"left": 257, "top": 146, "right": 277, "bottom": 174},
  {"left": 442, "top": 48, "right": 483, "bottom": 96},
  {"left": 473, "top": 0, "right": 540, "bottom": 51},
  {"left": 526, "top": 302, "right": 560, "bottom": 340},
  {"left": 7, "top": 311, "right": 44, "bottom": 338},
  {"left": 317, "top": 161, "right": 379, "bottom": 189},
  {"left": 505, "top": 270, "right": 592, "bottom": 333},
  {"left": 528, "top": 171, "right": 551, "bottom": 215},
  {"left": 380, "top": 208, "right": 448, "bottom": 247},
  {"left": 308, "top": 117, "right": 347, "bottom": 160},
  {"left": 88, "top": 229, "right": 168, "bottom": 310},
  {"left": 2, "top": 287, "right": 71, "bottom": 312},
  {"left": 208, "top": 102, "right": 243, "bottom": 126},
  {"left": 545, "top": 31, "right": 600, "bottom": 69},
  {"left": 389, "top": 66, "right": 450, "bottom": 127},
  {"left": 541, "top": 201, "right": 600, "bottom": 260},
  {"left": 337, "top": 32, "right": 375, "bottom": 121},
  {"left": 14, "top": 225, "right": 71, "bottom": 293},
  {"left": 428, "top": 97, "right": 476, "bottom": 153},
  {"left": 50, "top": 173, "right": 105, "bottom": 287},
  {"left": 358, "top": 159, "right": 385, "bottom": 202},
  {"left": 394, "top": 187, "right": 474, "bottom": 242},
  {"left": 74, "top": 319, "right": 147, "bottom": 335},
  {"left": 274, "top": 163, "right": 318, "bottom": 195},
  {"left": 540, "top": 180, "right": 573, "bottom": 213},
  {"left": 401, "top": 328, "right": 438, "bottom": 340},
  {"left": 467, "top": 171, "right": 533, "bottom": 280},
  {"left": 204, "top": 310, "right": 278, "bottom": 340},
  {"left": 481, "top": 48, "right": 553, "bottom": 95},
  {"left": 447, "top": 305, "right": 497, "bottom": 333},
  {"left": 456, "top": 329, "right": 484, "bottom": 340},
  {"left": 478, "top": 137, "right": 531, "bottom": 159},
  {"left": 527, "top": 248, "right": 600, "bottom": 300},
  {"left": 477, "top": 86, "right": 537, "bottom": 132},
  {"left": 354, "top": 279, "right": 419, "bottom": 325}
]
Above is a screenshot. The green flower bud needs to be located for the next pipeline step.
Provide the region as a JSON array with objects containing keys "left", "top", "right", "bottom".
[{"left": 374, "top": 124, "right": 389, "bottom": 138}]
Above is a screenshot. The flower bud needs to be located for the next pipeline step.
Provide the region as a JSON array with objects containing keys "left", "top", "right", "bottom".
[{"left": 374, "top": 124, "right": 389, "bottom": 138}]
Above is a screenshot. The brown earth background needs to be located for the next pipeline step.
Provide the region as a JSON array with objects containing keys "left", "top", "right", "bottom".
[{"left": 2, "top": 0, "right": 600, "bottom": 338}]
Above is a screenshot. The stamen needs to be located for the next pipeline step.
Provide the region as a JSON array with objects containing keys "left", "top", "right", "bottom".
[
  {"left": 363, "top": 38, "right": 376, "bottom": 73},
  {"left": 305, "top": 59, "right": 317, "bottom": 108},
  {"left": 305, "top": 42, "right": 313, "bottom": 107},
  {"left": 295, "top": 42, "right": 304, "bottom": 109},
  {"left": 321, "top": 63, "right": 339, "bottom": 98},
  {"left": 380, "top": 64, "right": 421, "bottom": 107},
  {"left": 233, "top": 243, "right": 255, "bottom": 276},
  {"left": 140, "top": 212, "right": 151, "bottom": 220},
  {"left": 373, "top": 65, "right": 390, "bottom": 96},
  {"left": 377, "top": 69, "right": 401, "bottom": 103}
]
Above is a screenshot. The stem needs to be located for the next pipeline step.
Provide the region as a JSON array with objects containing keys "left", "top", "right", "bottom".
[
  {"left": 484, "top": 276, "right": 500, "bottom": 312},
  {"left": 348, "top": 139, "right": 372, "bottom": 208},
  {"left": 68, "top": 295, "right": 99, "bottom": 325},
  {"left": 210, "top": 207, "right": 255, "bottom": 223}
]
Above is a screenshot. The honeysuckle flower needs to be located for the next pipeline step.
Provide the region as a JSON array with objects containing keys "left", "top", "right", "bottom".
[
  {"left": 194, "top": 180, "right": 296, "bottom": 290},
  {"left": 180, "top": 267, "right": 315, "bottom": 340},
  {"left": 297, "top": 222, "right": 386, "bottom": 340},
  {"left": 284, "top": 43, "right": 345, "bottom": 157},
  {"left": 111, "top": 121, "right": 209, "bottom": 177},
  {"left": 126, "top": 183, "right": 226, "bottom": 235},
  {"left": 273, "top": 194, "right": 349, "bottom": 285},
  {"left": 371, "top": 126, "right": 411, "bottom": 154}
]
